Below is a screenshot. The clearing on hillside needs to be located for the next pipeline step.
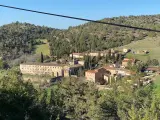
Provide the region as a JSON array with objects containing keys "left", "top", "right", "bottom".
[
  {"left": 34, "top": 39, "right": 50, "bottom": 56},
  {"left": 118, "top": 37, "right": 160, "bottom": 62}
]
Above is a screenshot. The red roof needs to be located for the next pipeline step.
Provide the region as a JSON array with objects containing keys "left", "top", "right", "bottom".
[
  {"left": 86, "top": 70, "right": 97, "bottom": 74},
  {"left": 146, "top": 67, "right": 159, "bottom": 71},
  {"left": 122, "top": 58, "right": 135, "bottom": 63},
  {"left": 104, "top": 66, "right": 115, "bottom": 70}
]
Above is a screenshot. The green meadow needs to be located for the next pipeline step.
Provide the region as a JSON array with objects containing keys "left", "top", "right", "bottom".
[
  {"left": 34, "top": 39, "right": 50, "bottom": 56},
  {"left": 118, "top": 37, "right": 160, "bottom": 62}
]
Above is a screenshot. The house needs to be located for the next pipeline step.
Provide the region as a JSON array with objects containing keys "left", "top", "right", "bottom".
[
  {"left": 104, "top": 66, "right": 118, "bottom": 76},
  {"left": 69, "top": 53, "right": 84, "bottom": 59},
  {"left": 20, "top": 63, "right": 64, "bottom": 77},
  {"left": 63, "top": 64, "right": 83, "bottom": 77},
  {"left": 122, "top": 58, "right": 135, "bottom": 67},
  {"left": 85, "top": 65, "right": 135, "bottom": 85},
  {"left": 20, "top": 63, "right": 83, "bottom": 78},
  {"left": 89, "top": 52, "right": 99, "bottom": 57},
  {"left": 104, "top": 74, "right": 110, "bottom": 83},
  {"left": 145, "top": 66, "right": 160, "bottom": 73},
  {"left": 117, "top": 69, "right": 136, "bottom": 76},
  {"left": 85, "top": 70, "right": 98, "bottom": 83},
  {"left": 104, "top": 66, "right": 135, "bottom": 76},
  {"left": 84, "top": 52, "right": 100, "bottom": 57},
  {"left": 134, "top": 50, "right": 148, "bottom": 55},
  {"left": 85, "top": 68, "right": 111, "bottom": 85}
]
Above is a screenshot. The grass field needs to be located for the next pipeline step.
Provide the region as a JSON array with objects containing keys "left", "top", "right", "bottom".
[
  {"left": 153, "top": 75, "right": 160, "bottom": 96},
  {"left": 118, "top": 37, "right": 160, "bottom": 62},
  {"left": 35, "top": 39, "right": 50, "bottom": 56},
  {"left": 154, "top": 75, "right": 160, "bottom": 85}
]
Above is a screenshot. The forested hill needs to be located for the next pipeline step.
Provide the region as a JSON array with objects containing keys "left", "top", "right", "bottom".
[
  {"left": 48, "top": 14, "right": 160, "bottom": 57},
  {"left": 1, "top": 14, "right": 160, "bottom": 59},
  {"left": 0, "top": 22, "right": 58, "bottom": 59}
]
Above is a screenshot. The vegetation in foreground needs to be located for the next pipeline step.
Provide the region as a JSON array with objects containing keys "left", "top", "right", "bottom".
[{"left": 0, "top": 69, "right": 160, "bottom": 120}]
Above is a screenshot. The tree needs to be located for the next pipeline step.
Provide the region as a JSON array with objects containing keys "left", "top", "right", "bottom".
[
  {"left": 41, "top": 52, "right": 44, "bottom": 63},
  {"left": 147, "top": 59, "right": 159, "bottom": 66},
  {"left": 96, "top": 51, "right": 101, "bottom": 62},
  {"left": 105, "top": 54, "right": 109, "bottom": 63},
  {"left": 152, "top": 59, "right": 159, "bottom": 66},
  {"left": 118, "top": 54, "right": 122, "bottom": 64},
  {"left": 100, "top": 91, "right": 120, "bottom": 120},
  {"left": 0, "top": 69, "right": 49, "bottom": 120},
  {"left": 84, "top": 55, "right": 90, "bottom": 70},
  {"left": 57, "top": 78, "right": 101, "bottom": 120}
]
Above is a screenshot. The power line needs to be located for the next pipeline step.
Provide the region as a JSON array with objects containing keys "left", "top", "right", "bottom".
[{"left": 0, "top": 4, "right": 160, "bottom": 32}]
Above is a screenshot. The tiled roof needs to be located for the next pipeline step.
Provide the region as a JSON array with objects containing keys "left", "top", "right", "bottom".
[
  {"left": 122, "top": 59, "right": 135, "bottom": 62},
  {"left": 104, "top": 66, "right": 136, "bottom": 75},
  {"left": 86, "top": 70, "right": 98, "bottom": 73},
  {"left": 104, "top": 66, "right": 116, "bottom": 70},
  {"left": 146, "top": 67, "right": 159, "bottom": 71}
]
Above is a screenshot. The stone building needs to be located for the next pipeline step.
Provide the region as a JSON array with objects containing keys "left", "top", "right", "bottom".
[
  {"left": 20, "top": 63, "right": 83, "bottom": 77},
  {"left": 20, "top": 63, "right": 64, "bottom": 76},
  {"left": 85, "top": 70, "right": 98, "bottom": 83},
  {"left": 85, "top": 65, "right": 136, "bottom": 85},
  {"left": 69, "top": 53, "right": 84, "bottom": 59},
  {"left": 122, "top": 58, "right": 135, "bottom": 68},
  {"left": 85, "top": 68, "right": 111, "bottom": 85},
  {"left": 89, "top": 52, "right": 99, "bottom": 57},
  {"left": 105, "top": 66, "right": 135, "bottom": 76},
  {"left": 70, "top": 51, "right": 109, "bottom": 59},
  {"left": 63, "top": 64, "right": 83, "bottom": 77}
]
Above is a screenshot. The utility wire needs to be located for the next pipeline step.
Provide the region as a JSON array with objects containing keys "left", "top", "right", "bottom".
[{"left": 0, "top": 4, "right": 160, "bottom": 32}]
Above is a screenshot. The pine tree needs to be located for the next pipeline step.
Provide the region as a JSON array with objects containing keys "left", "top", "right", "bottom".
[
  {"left": 105, "top": 54, "right": 109, "bottom": 63},
  {"left": 41, "top": 52, "right": 44, "bottom": 63}
]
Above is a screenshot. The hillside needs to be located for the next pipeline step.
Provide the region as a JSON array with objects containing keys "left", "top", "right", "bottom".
[
  {"left": 1, "top": 14, "right": 160, "bottom": 60},
  {"left": 48, "top": 14, "right": 160, "bottom": 57},
  {"left": 0, "top": 22, "right": 57, "bottom": 59},
  {"left": 118, "top": 36, "right": 160, "bottom": 62},
  {"left": 34, "top": 39, "right": 50, "bottom": 56}
]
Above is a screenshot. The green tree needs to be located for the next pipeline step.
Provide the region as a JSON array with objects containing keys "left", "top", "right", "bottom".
[
  {"left": 41, "top": 52, "right": 44, "bottom": 63},
  {"left": 57, "top": 78, "right": 101, "bottom": 120},
  {"left": 0, "top": 69, "right": 49, "bottom": 120},
  {"left": 147, "top": 59, "right": 159, "bottom": 66}
]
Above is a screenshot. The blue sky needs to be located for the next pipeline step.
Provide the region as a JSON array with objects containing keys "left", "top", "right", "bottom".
[{"left": 0, "top": 0, "right": 160, "bottom": 29}]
